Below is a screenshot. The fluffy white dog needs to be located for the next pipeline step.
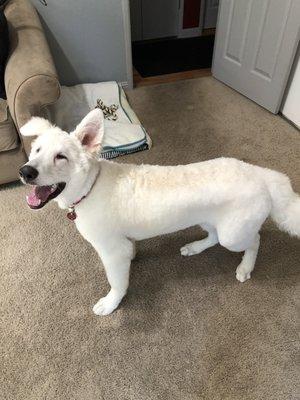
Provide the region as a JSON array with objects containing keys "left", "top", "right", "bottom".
[{"left": 19, "top": 109, "right": 300, "bottom": 315}]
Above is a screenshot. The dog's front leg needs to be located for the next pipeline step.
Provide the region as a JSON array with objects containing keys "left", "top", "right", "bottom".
[{"left": 92, "top": 237, "right": 133, "bottom": 316}]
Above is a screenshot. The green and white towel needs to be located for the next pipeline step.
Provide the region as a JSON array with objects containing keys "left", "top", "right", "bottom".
[{"left": 43, "top": 81, "right": 152, "bottom": 159}]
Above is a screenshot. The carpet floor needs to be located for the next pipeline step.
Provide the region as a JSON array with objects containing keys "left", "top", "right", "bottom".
[{"left": 1, "top": 77, "right": 299, "bottom": 400}]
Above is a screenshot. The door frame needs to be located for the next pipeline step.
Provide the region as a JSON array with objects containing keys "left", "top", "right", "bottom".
[
  {"left": 177, "top": 0, "right": 206, "bottom": 38},
  {"left": 122, "top": 0, "right": 133, "bottom": 89}
]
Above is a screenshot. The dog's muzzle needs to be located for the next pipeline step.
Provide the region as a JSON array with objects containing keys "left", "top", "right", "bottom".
[{"left": 19, "top": 165, "right": 38, "bottom": 183}]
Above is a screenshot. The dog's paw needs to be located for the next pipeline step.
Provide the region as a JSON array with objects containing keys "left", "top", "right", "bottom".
[
  {"left": 236, "top": 268, "right": 251, "bottom": 283},
  {"left": 92, "top": 293, "right": 121, "bottom": 316},
  {"left": 180, "top": 244, "right": 196, "bottom": 256}
]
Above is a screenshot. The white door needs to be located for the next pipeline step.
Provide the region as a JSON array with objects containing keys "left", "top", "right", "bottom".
[{"left": 212, "top": 0, "right": 300, "bottom": 113}]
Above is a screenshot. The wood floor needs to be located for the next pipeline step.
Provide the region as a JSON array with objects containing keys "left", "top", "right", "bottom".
[{"left": 133, "top": 68, "right": 212, "bottom": 88}]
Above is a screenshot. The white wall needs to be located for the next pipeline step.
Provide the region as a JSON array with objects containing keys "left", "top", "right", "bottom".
[
  {"left": 204, "top": 0, "right": 219, "bottom": 29},
  {"left": 281, "top": 47, "right": 300, "bottom": 128},
  {"left": 31, "top": 0, "right": 132, "bottom": 87}
]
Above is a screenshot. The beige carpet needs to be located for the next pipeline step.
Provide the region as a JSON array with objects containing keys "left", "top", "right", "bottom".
[{"left": 1, "top": 77, "right": 299, "bottom": 400}]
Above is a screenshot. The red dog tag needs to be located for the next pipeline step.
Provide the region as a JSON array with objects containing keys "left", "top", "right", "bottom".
[{"left": 67, "top": 210, "right": 77, "bottom": 221}]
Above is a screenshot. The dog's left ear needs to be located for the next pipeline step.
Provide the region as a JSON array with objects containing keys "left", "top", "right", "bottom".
[
  {"left": 72, "top": 109, "right": 104, "bottom": 153},
  {"left": 20, "top": 117, "right": 53, "bottom": 137}
]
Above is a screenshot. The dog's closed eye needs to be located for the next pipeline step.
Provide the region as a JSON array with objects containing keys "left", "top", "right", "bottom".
[{"left": 55, "top": 153, "right": 68, "bottom": 161}]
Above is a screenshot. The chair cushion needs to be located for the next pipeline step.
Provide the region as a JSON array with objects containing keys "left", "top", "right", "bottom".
[{"left": 0, "top": 99, "right": 19, "bottom": 152}]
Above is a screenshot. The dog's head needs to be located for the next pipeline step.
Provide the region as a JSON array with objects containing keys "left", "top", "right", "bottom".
[{"left": 19, "top": 109, "right": 104, "bottom": 209}]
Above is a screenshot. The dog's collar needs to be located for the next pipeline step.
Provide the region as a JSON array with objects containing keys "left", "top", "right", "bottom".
[
  {"left": 67, "top": 168, "right": 100, "bottom": 221},
  {"left": 66, "top": 196, "right": 86, "bottom": 221}
]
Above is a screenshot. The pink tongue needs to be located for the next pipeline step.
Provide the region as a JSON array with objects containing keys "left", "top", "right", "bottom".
[
  {"left": 26, "top": 190, "right": 41, "bottom": 207},
  {"left": 26, "top": 185, "right": 55, "bottom": 207}
]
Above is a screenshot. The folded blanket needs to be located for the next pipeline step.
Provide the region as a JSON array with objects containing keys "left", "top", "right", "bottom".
[{"left": 43, "top": 81, "right": 152, "bottom": 159}]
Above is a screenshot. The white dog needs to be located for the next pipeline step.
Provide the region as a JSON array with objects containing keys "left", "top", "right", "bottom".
[{"left": 19, "top": 109, "right": 300, "bottom": 315}]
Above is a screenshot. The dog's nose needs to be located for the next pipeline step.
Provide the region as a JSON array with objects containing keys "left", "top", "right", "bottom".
[{"left": 19, "top": 165, "right": 38, "bottom": 182}]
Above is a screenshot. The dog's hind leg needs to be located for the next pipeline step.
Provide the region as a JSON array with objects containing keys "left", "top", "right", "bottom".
[
  {"left": 235, "top": 234, "right": 260, "bottom": 283},
  {"left": 217, "top": 199, "right": 268, "bottom": 282},
  {"left": 180, "top": 226, "right": 218, "bottom": 256},
  {"left": 92, "top": 237, "right": 134, "bottom": 316},
  {"left": 218, "top": 220, "right": 261, "bottom": 282}
]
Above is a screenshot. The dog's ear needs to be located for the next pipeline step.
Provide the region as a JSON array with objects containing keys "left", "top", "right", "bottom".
[
  {"left": 20, "top": 117, "right": 53, "bottom": 137},
  {"left": 72, "top": 109, "right": 104, "bottom": 154}
]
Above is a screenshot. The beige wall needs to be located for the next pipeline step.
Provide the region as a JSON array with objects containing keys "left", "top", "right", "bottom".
[{"left": 31, "top": 0, "right": 132, "bottom": 87}]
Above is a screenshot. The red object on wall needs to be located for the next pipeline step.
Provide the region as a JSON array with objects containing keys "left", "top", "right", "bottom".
[{"left": 183, "top": 0, "right": 201, "bottom": 29}]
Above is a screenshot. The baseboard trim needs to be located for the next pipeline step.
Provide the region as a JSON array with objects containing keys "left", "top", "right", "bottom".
[
  {"left": 119, "top": 81, "right": 130, "bottom": 89},
  {"left": 279, "top": 112, "right": 300, "bottom": 130}
]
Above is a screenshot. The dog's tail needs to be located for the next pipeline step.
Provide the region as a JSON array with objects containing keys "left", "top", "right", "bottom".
[{"left": 261, "top": 168, "right": 300, "bottom": 237}]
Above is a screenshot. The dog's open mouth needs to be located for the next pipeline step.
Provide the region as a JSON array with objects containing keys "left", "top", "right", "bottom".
[{"left": 26, "top": 183, "right": 66, "bottom": 209}]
